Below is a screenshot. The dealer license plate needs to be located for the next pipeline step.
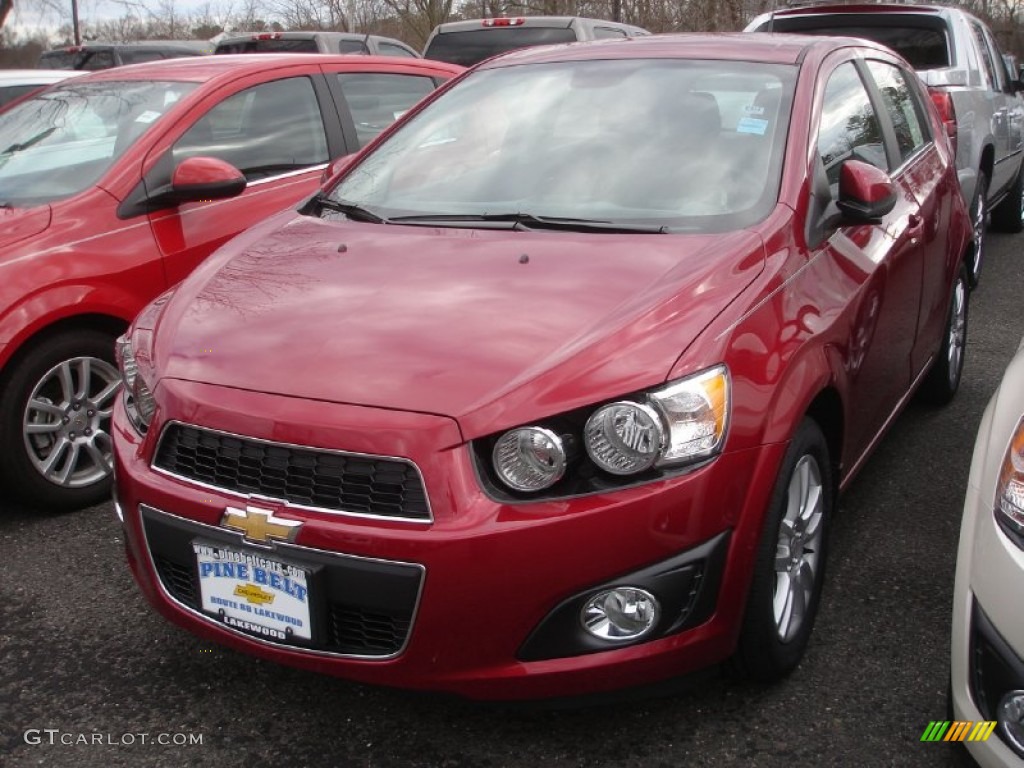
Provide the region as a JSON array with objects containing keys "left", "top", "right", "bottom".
[{"left": 193, "top": 542, "right": 312, "bottom": 641}]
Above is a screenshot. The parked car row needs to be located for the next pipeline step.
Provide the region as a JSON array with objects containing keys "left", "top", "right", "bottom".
[{"left": 2, "top": 5, "right": 1021, "bottom": 763}]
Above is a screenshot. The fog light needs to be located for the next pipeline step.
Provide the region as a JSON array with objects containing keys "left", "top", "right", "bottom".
[
  {"left": 581, "top": 587, "right": 659, "bottom": 641},
  {"left": 999, "top": 690, "right": 1024, "bottom": 755}
]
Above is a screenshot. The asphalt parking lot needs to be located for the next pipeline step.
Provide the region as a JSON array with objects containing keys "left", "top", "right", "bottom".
[{"left": 3, "top": 231, "right": 1023, "bottom": 768}]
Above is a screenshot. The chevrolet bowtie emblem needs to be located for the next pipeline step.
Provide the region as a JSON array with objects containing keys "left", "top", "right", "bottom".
[
  {"left": 233, "top": 583, "right": 275, "bottom": 606},
  {"left": 221, "top": 505, "right": 302, "bottom": 546}
]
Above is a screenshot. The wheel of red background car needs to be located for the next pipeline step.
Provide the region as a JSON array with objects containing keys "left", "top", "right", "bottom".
[
  {"left": 967, "top": 173, "right": 988, "bottom": 289},
  {"left": 0, "top": 329, "right": 120, "bottom": 512},
  {"left": 731, "top": 418, "right": 833, "bottom": 682},
  {"left": 918, "top": 266, "right": 969, "bottom": 406},
  {"left": 990, "top": 164, "right": 1024, "bottom": 235}
]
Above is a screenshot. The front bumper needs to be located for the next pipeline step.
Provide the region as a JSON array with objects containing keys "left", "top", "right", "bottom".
[
  {"left": 951, "top": 478, "right": 1024, "bottom": 766},
  {"left": 113, "top": 377, "right": 786, "bottom": 699}
]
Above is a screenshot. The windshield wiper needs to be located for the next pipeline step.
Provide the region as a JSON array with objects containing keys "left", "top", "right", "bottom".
[
  {"left": 2, "top": 127, "right": 58, "bottom": 156},
  {"left": 389, "top": 212, "right": 669, "bottom": 234},
  {"left": 312, "top": 195, "right": 389, "bottom": 224}
]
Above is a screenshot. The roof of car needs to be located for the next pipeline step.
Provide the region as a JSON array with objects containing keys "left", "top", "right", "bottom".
[
  {"left": 432, "top": 16, "right": 646, "bottom": 31},
  {"left": 476, "top": 32, "right": 873, "bottom": 68},
  {"left": 767, "top": 3, "right": 950, "bottom": 17},
  {"left": 0, "top": 69, "right": 88, "bottom": 85},
  {"left": 62, "top": 53, "right": 462, "bottom": 83},
  {"left": 216, "top": 31, "right": 401, "bottom": 41}
]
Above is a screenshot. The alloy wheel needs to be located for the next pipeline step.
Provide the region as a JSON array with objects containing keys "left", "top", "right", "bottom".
[
  {"left": 947, "top": 276, "right": 967, "bottom": 388},
  {"left": 22, "top": 355, "right": 121, "bottom": 488},
  {"left": 773, "top": 454, "right": 825, "bottom": 643}
]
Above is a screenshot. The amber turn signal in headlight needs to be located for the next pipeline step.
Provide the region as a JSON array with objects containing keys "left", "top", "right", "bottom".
[{"left": 997, "top": 414, "right": 1024, "bottom": 539}]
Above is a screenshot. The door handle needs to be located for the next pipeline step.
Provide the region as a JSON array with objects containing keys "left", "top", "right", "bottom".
[{"left": 908, "top": 213, "right": 924, "bottom": 245}]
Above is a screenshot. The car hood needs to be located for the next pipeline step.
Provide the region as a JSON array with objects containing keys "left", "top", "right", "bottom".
[
  {"left": 156, "top": 214, "right": 765, "bottom": 436},
  {"left": 0, "top": 205, "right": 51, "bottom": 251}
]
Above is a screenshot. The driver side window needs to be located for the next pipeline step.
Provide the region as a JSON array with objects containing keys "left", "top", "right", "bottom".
[
  {"left": 173, "top": 77, "right": 329, "bottom": 181},
  {"left": 817, "top": 62, "right": 887, "bottom": 186}
]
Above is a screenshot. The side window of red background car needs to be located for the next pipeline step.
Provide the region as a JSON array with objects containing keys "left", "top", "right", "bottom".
[
  {"left": 866, "top": 60, "right": 931, "bottom": 165},
  {"left": 336, "top": 73, "right": 435, "bottom": 148},
  {"left": 173, "top": 77, "right": 329, "bottom": 181},
  {"left": 817, "top": 62, "right": 887, "bottom": 186}
]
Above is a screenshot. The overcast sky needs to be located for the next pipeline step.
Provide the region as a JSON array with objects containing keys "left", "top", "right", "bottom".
[{"left": 12, "top": 0, "right": 231, "bottom": 38}]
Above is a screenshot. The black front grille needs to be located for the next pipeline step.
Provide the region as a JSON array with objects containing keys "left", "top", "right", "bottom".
[
  {"left": 154, "top": 423, "right": 430, "bottom": 520},
  {"left": 154, "top": 555, "right": 198, "bottom": 607},
  {"left": 143, "top": 505, "right": 422, "bottom": 657},
  {"left": 329, "top": 605, "right": 412, "bottom": 655}
]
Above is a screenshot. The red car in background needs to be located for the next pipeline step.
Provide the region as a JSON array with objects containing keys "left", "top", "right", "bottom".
[
  {"left": 0, "top": 54, "right": 461, "bottom": 511},
  {"left": 114, "top": 34, "right": 972, "bottom": 699}
]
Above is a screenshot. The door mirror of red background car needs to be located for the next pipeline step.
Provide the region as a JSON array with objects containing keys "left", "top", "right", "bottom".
[
  {"left": 170, "top": 156, "right": 247, "bottom": 204},
  {"left": 836, "top": 160, "right": 897, "bottom": 222}
]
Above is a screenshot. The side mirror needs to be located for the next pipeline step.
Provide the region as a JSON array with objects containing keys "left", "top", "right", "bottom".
[
  {"left": 836, "top": 159, "right": 897, "bottom": 222},
  {"left": 320, "top": 153, "right": 356, "bottom": 186},
  {"left": 169, "top": 156, "right": 246, "bottom": 204}
]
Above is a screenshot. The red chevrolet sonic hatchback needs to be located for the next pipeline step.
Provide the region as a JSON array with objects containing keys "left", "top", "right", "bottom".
[
  {"left": 0, "top": 54, "right": 461, "bottom": 510},
  {"left": 113, "top": 34, "right": 972, "bottom": 699}
]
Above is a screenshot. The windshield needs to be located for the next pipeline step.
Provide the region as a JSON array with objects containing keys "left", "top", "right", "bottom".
[
  {"left": 38, "top": 49, "right": 116, "bottom": 70},
  {"left": 424, "top": 28, "right": 578, "bottom": 66},
  {"left": 0, "top": 80, "right": 197, "bottom": 206},
  {"left": 328, "top": 59, "right": 795, "bottom": 233}
]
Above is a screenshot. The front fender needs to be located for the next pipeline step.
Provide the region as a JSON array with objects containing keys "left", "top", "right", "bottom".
[{"left": 0, "top": 283, "right": 145, "bottom": 370}]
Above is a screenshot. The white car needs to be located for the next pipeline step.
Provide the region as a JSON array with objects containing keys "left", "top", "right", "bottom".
[
  {"left": 0, "top": 69, "right": 85, "bottom": 108},
  {"left": 952, "top": 334, "right": 1024, "bottom": 766}
]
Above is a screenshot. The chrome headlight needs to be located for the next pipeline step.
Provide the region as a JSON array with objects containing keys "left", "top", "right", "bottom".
[
  {"left": 584, "top": 401, "right": 665, "bottom": 475},
  {"left": 116, "top": 334, "right": 156, "bottom": 434},
  {"left": 648, "top": 365, "right": 730, "bottom": 464},
  {"left": 584, "top": 365, "right": 729, "bottom": 475},
  {"left": 483, "top": 365, "right": 730, "bottom": 495},
  {"left": 996, "top": 414, "right": 1024, "bottom": 543},
  {"left": 492, "top": 427, "right": 567, "bottom": 492}
]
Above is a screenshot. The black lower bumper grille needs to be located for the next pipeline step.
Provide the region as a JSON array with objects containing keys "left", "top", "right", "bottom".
[
  {"left": 153, "top": 423, "right": 430, "bottom": 521},
  {"left": 143, "top": 505, "right": 422, "bottom": 657}
]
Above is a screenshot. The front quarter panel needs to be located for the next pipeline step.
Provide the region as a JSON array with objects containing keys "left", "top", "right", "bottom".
[{"left": 0, "top": 187, "right": 164, "bottom": 367}]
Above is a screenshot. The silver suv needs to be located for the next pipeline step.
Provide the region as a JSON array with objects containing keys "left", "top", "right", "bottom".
[
  {"left": 423, "top": 16, "right": 649, "bottom": 67},
  {"left": 746, "top": 3, "right": 1024, "bottom": 286}
]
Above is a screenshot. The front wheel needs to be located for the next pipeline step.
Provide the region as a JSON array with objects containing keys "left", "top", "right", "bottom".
[
  {"left": 918, "top": 266, "right": 969, "bottom": 406},
  {"left": 731, "top": 419, "right": 833, "bottom": 682},
  {"left": 967, "top": 173, "right": 988, "bottom": 288},
  {"left": 0, "top": 330, "right": 121, "bottom": 512}
]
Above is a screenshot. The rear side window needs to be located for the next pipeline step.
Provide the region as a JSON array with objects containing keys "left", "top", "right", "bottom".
[
  {"left": 122, "top": 50, "right": 165, "bottom": 65},
  {"left": 337, "top": 40, "right": 370, "bottom": 54},
  {"left": 818, "top": 62, "right": 887, "bottom": 183},
  {"left": 867, "top": 60, "right": 931, "bottom": 164},
  {"left": 337, "top": 73, "right": 435, "bottom": 147},
  {"left": 970, "top": 21, "right": 1002, "bottom": 90},
  {"left": 764, "top": 17, "right": 950, "bottom": 70},
  {"left": 423, "top": 27, "right": 577, "bottom": 67},
  {"left": 174, "top": 76, "right": 328, "bottom": 180},
  {"left": 593, "top": 27, "right": 627, "bottom": 39},
  {"left": 379, "top": 42, "right": 417, "bottom": 57}
]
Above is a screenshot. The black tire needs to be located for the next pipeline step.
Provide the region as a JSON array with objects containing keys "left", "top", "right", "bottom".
[
  {"left": 918, "top": 266, "right": 969, "bottom": 407},
  {"left": 967, "top": 173, "right": 988, "bottom": 289},
  {"left": 731, "top": 419, "right": 833, "bottom": 682},
  {"left": 991, "top": 164, "right": 1024, "bottom": 234},
  {"left": 0, "top": 329, "right": 121, "bottom": 512}
]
